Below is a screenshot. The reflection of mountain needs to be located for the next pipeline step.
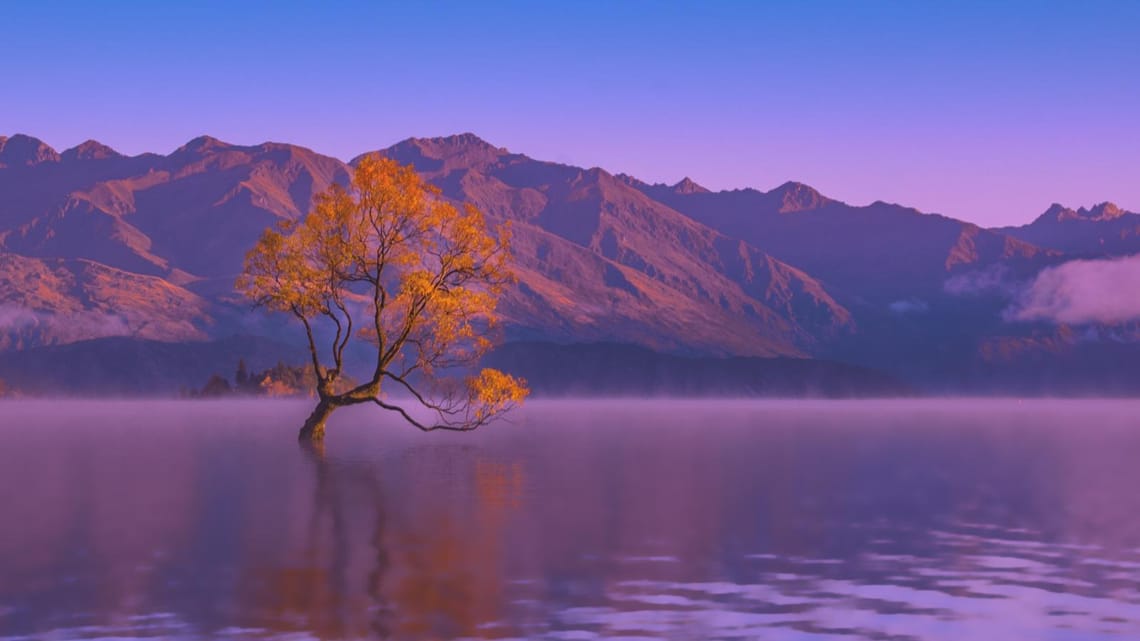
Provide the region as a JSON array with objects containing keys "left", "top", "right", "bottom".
[{"left": 1, "top": 132, "right": 1139, "bottom": 391}]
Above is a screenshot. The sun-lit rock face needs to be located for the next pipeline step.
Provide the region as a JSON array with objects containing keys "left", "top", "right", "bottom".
[
  {"left": 0, "top": 253, "right": 211, "bottom": 350},
  {"left": 632, "top": 179, "right": 1054, "bottom": 305},
  {"left": 1000, "top": 201, "right": 1140, "bottom": 255},
  {"left": 0, "top": 132, "right": 859, "bottom": 356},
  {"left": 0, "top": 134, "right": 61, "bottom": 168},
  {"left": 671, "top": 177, "right": 709, "bottom": 195},
  {"left": 61, "top": 140, "right": 123, "bottom": 162},
  {"left": 1034, "top": 201, "right": 1127, "bottom": 223},
  {"left": 0, "top": 134, "right": 355, "bottom": 349},
  {"left": 0, "top": 135, "right": 352, "bottom": 281},
  {"left": 368, "top": 133, "right": 856, "bottom": 356},
  {"left": 0, "top": 130, "right": 1137, "bottom": 392}
]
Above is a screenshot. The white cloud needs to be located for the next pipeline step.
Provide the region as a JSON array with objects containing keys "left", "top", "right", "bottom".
[
  {"left": 944, "top": 264, "right": 1015, "bottom": 297},
  {"left": 0, "top": 304, "right": 131, "bottom": 337},
  {"left": 1005, "top": 255, "right": 1140, "bottom": 324},
  {"left": 889, "top": 299, "right": 929, "bottom": 314}
]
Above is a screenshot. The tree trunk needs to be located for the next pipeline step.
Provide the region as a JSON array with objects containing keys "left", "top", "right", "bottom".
[{"left": 299, "top": 398, "right": 336, "bottom": 441}]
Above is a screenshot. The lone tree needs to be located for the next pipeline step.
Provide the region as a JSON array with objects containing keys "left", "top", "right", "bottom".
[{"left": 238, "top": 156, "right": 528, "bottom": 441}]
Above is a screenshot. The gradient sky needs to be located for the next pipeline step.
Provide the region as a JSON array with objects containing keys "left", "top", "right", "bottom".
[{"left": 3, "top": 1, "right": 1137, "bottom": 226}]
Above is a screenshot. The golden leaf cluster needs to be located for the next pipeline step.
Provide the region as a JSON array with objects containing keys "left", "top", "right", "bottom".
[{"left": 238, "top": 156, "right": 528, "bottom": 432}]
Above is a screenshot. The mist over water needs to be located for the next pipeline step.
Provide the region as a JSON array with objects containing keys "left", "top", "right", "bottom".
[{"left": 1, "top": 399, "right": 1139, "bottom": 640}]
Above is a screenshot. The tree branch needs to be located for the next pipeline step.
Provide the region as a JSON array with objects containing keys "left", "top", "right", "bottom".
[
  {"left": 370, "top": 397, "right": 487, "bottom": 432},
  {"left": 293, "top": 305, "right": 324, "bottom": 390}
]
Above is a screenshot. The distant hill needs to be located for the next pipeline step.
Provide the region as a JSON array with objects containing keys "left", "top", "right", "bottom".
[
  {"left": 484, "top": 342, "right": 913, "bottom": 398},
  {"left": 0, "top": 337, "right": 909, "bottom": 398},
  {"left": 624, "top": 177, "right": 1055, "bottom": 306},
  {"left": 0, "top": 135, "right": 349, "bottom": 285},
  {"left": 0, "top": 335, "right": 304, "bottom": 395},
  {"left": 1, "top": 131, "right": 1138, "bottom": 393},
  {"left": 998, "top": 202, "right": 1140, "bottom": 256},
  {"left": 370, "top": 134, "right": 855, "bottom": 356},
  {"left": 0, "top": 253, "right": 211, "bottom": 350}
]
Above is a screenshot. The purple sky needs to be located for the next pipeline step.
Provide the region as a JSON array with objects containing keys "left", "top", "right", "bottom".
[{"left": 3, "top": 2, "right": 1137, "bottom": 226}]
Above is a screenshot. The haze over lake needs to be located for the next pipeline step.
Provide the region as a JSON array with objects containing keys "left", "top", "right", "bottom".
[{"left": 1, "top": 400, "right": 1139, "bottom": 640}]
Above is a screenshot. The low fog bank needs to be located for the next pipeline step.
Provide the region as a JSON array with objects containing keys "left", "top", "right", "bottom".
[{"left": 3, "top": 337, "right": 1140, "bottom": 400}]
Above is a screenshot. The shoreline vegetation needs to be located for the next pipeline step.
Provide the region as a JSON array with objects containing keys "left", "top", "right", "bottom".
[
  {"left": 180, "top": 341, "right": 914, "bottom": 400},
  {"left": 9, "top": 336, "right": 1140, "bottom": 399},
  {"left": 0, "top": 337, "right": 911, "bottom": 400},
  {"left": 183, "top": 359, "right": 346, "bottom": 399}
]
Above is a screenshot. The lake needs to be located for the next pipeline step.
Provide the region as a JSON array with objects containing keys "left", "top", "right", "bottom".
[{"left": 1, "top": 400, "right": 1139, "bottom": 640}]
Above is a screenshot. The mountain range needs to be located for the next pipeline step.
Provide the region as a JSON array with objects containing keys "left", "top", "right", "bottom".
[{"left": 1, "top": 132, "right": 1137, "bottom": 394}]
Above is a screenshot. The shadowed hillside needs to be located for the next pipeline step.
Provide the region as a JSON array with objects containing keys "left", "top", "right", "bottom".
[
  {"left": 1, "top": 132, "right": 1138, "bottom": 393},
  {"left": 0, "top": 335, "right": 305, "bottom": 395},
  {"left": 484, "top": 342, "right": 913, "bottom": 397},
  {"left": 626, "top": 176, "right": 1057, "bottom": 305},
  {"left": 998, "top": 202, "right": 1140, "bottom": 256},
  {"left": 371, "top": 135, "right": 855, "bottom": 356}
]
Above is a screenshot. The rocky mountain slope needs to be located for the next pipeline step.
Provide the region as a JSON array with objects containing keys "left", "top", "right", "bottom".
[
  {"left": 0, "top": 134, "right": 349, "bottom": 290},
  {"left": 0, "top": 133, "right": 859, "bottom": 357},
  {"left": 626, "top": 176, "right": 1057, "bottom": 305},
  {"left": 370, "top": 135, "right": 854, "bottom": 355},
  {"left": 998, "top": 202, "right": 1140, "bottom": 256},
  {"left": 0, "top": 253, "right": 211, "bottom": 350},
  {"left": 1, "top": 131, "right": 1137, "bottom": 392}
]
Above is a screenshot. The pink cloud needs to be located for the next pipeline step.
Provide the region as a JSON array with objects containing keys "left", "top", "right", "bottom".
[{"left": 1005, "top": 255, "right": 1140, "bottom": 324}]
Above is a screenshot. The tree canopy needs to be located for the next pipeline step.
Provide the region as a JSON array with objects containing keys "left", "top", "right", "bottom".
[{"left": 238, "top": 155, "right": 528, "bottom": 440}]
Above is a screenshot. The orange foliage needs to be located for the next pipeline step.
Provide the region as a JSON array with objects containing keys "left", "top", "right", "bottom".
[
  {"left": 259, "top": 376, "right": 302, "bottom": 398},
  {"left": 238, "top": 156, "right": 528, "bottom": 437}
]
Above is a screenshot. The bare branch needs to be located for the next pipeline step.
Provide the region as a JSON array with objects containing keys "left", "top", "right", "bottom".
[
  {"left": 293, "top": 305, "right": 325, "bottom": 390},
  {"left": 370, "top": 397, "right": 489, "bottom": 432},
  {"left": 381, "top": 371, "right": 464, "bottom": 416}
]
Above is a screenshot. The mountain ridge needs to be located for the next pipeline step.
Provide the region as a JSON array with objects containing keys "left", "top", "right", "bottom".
[
  {"left": 1, "top": 131, "right": 1137, "bottom": 391},
  {"left": 999, "top": 202, "right": 1140, "bottom": 256}
]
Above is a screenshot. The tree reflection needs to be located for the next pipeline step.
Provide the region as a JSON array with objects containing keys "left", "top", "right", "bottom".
[
  {"left": 239, "top": 440, "right": 523, "bottom": 640},
  {"left": 10, "top": 404, "right": 1140, "bottom": 640},
  {"left": 244, "top": 440, "right": 363, "bottom": 639}
]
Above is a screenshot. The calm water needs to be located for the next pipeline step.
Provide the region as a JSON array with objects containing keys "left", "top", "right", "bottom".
[{"left": 1, "top": 400, "right": 1139, "bottom": 640}]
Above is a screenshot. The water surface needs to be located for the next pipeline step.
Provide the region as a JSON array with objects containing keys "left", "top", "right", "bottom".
[{"left": 1, "top": 399, "right": 1139, "bottom": 640}]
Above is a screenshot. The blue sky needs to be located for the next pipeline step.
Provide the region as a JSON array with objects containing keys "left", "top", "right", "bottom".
[{"left": 3, "top": 1, "right": 1138, "bottom": 225}]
